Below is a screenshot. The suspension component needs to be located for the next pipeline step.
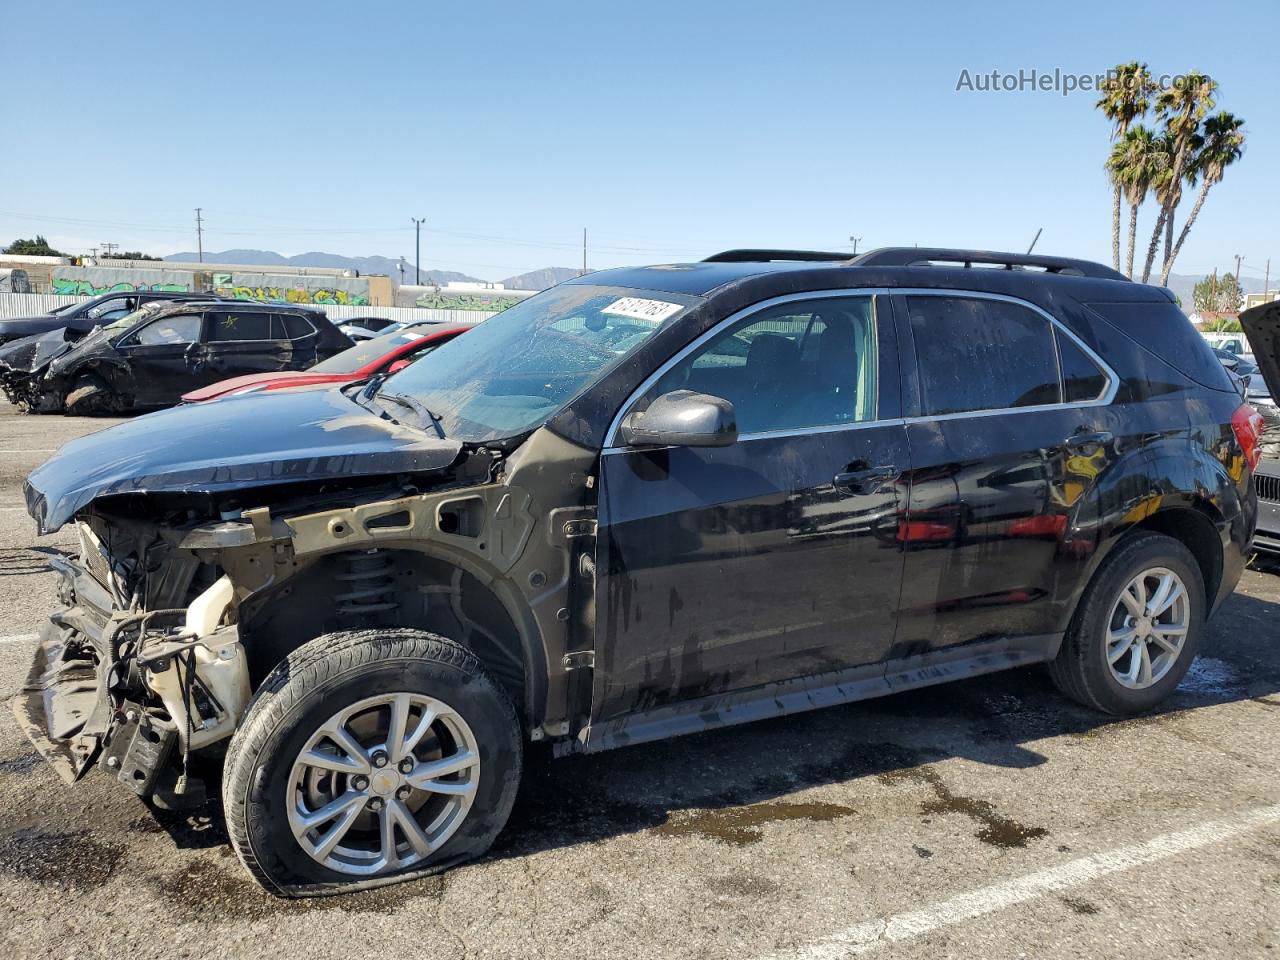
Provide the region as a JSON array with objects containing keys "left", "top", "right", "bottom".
[{"left": 334, "top": 550, "right": 399, "bottom": 616}]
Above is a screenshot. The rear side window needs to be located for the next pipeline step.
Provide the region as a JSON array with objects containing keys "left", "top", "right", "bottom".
[
  {"left": 1059, "top": 334, "right": 1109, "bottom": 402},
  {"left": 906, "top": 296, "right": 1060, "bottom": 415},
  {"left": 282, "top": 314, "right": 317, "bottom": 339},
  {"left": 1086, "top": 301, "right": 1236, "bottom": 392},
  {"left": 208, "top": 311, "right": 273, "bottom": 342}
]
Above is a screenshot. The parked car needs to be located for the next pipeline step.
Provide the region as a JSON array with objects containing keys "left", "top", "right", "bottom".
[
  {"left": 340, "top": 320, "right": 408, "bottom": 342},
  {"left": 1213, "top": 346, "right": 1259, "bottom": 377},
  {"left": 16, "top": 247, "right": 1259, "bottom": 896},
  {"left": 181, "top": 322, "right": 473, "bottom": 403},
  {"left": 0, "top": 290, "right": 224, "bottom": 346},
  {"left": 1240, "top": 301, "right": 1280, "bottom": 553},
  {"left": 1202, "top": 331, "right": 1250, "bottom": 355},
  {"left": 0, "top": 300, "right": 352, "bottom": 414}
]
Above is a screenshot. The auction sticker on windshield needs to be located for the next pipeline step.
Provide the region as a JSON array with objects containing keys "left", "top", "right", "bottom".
[{"left": 602, "top": 297, "right": 684, "bottom": 323}]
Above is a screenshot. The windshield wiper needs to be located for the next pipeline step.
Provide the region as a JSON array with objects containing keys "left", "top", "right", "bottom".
[{"left": 378, "top": 391, "right": 447, "bottom": 439}]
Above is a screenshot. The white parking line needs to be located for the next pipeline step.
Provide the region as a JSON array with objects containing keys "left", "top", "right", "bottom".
[
  {"left": 0, "top": 633, "right": 37, "bottom": 644},
  {"left": 0, "top": 449, "right": 57, "bottom": 453},
  {"left": 765, "top": 803, "right": 1280, "bottom": 959}
]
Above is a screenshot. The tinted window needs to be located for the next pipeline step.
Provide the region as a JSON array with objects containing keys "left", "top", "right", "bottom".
[
  {"left": 1086, "top": 301, "right": 1236, "bottom": 392},
  {"left": 907, "top": 296, "right": 1059, "bottom": 415},
  {"left": 1059, "top": 333, "right": 1108, "bottom": 402},
  {"left": 132, "top": 314, "right": 201, "bottom": 346},
  {"left": 282, "top": 314, "right": 316, "bottom": 339},
  {"left": 208, "top": 311, "right": 273, "bottom": 342},
  {"left": 649, "top": 296, "right": 879, "bottom": 434}
]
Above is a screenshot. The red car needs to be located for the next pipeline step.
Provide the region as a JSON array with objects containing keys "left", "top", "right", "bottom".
[{"left": 181, "top": 322, "right": 471, "bottom": 403}]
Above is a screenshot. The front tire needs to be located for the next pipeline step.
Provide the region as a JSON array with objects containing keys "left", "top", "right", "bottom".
[
  {"left": 223, "top": 628, "right": 522, "bottom": 896},
  {"left": 1050, "top": 532, "right": 1204, "bottom": 714},
  {"left": 63, "top": 373, "right": 120, "bottom": 416}
]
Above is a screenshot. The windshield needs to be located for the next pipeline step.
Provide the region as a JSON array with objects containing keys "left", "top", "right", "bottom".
[
  {"left": 313, "top": 324, "right": 443, "bottom": 374},
  {"left": 376, "top": 284, "right": 699, "bottom": 442},
  {"left": 50, "top": 302, "right": 79, "bottom": 315},
  {"left": 100, "top": 303, "right": 165, "bottom": 336}
]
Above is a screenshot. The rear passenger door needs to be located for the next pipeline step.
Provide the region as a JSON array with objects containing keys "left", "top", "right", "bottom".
[
  {"left": 894, "top": 291, "right": 1116, "bottom": 655},
  {"left": 202, "top": 309, "right": 293, "bottom": 379},
  {"left": 593, "top": 292, "right": 909, "bottom": 724}
]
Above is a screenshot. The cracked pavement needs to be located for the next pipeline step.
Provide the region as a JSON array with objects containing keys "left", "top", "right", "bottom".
[{"left": 0, "top": 400, "right": 1277, "bottom": 959}]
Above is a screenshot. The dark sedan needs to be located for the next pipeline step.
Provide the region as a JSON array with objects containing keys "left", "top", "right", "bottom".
[{"left": 0, "top": 290, "right": 222, "bottom": 346}]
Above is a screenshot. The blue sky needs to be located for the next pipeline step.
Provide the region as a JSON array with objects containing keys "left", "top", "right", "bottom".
[{"left": 5, "top": 0, "right": 1277, "bottom": 285}]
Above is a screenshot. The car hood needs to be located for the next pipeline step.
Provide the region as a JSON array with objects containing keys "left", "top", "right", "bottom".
[
  {"left": 0, "top": 327, "right": 76, "bottom": 374},
  {"left": 182, "top": 370, "right": 324, "bottom": 402},
  {"left": 1240, "top": 301, "right": 1280, "bottom": 401},
  {"left": 24, "top": 387, "right": 463, "bottom": 534}
]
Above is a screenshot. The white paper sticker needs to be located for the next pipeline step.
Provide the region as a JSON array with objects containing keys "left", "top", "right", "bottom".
[{"left": 601, "top": 297, "right": 683, "bottom": 323}]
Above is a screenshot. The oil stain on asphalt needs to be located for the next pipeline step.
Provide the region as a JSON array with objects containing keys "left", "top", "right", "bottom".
[
  {"left": 880, "top": 767, "right": 1049, "bottom": 849},
  {"left": 654, "top": 799, "right": 855, "bottom": 846},
  {"left": 0, "top": 829, "right": 125, "bottom": 890}
]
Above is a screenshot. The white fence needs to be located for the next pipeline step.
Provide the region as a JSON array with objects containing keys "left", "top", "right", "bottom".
[{"left": 0, "top": 293, "right": 499, "bottom": 325}]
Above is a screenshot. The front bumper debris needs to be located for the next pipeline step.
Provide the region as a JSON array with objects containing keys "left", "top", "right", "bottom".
[{"left": 12, "top": 620, "right": 103, "bottom": 783}]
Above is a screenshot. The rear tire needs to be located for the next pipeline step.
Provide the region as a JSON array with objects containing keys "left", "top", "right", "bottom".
[
  {"left": 1050, "top": 532, "right": 1204, "bottom": 714},
  {"left": 63, "top": 373, "right": 119, "bottom": 416},
  {"left": 223, "top": 628, "right": 522, "bottom": 897}
]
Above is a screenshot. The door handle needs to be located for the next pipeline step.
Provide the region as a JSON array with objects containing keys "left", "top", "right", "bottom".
[
  {"left": 1064, "top": 430, "right": 1113, "bottom": 450},
  {"left": 833, "top": 466, "right": 899, "bottom": 494}
]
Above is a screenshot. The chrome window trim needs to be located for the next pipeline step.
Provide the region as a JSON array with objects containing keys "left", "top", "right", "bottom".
[
  {"left": 896, "top": 288, "right": 1118, "bottom": 421},
  {"left": 602, "top": 287, "right": 1119, "bottom": 451},
  {"left": 603, "top": 288, "right": 889, "bottom": 450}
]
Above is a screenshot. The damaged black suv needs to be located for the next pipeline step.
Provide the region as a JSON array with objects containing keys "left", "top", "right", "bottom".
[
  {"left": 16, "top": 248, "right": 1258, "bottom": 896},
  {"left": 0, "top": 299, "right": 352, "bottom": 414}
]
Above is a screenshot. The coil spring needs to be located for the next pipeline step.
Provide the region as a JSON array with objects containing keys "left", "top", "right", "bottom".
[{"left": 334, "top": 550, "right": 399, "bottom": 616}]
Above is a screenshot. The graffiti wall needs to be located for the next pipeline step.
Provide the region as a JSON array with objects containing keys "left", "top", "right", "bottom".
[
  {"left": 49, "top": 267, "right": 372, "bottom": 306},
  {"left": 50, "top": 267, "right": 194, "bottom": 296},
  {"left": 412, "top": 292, "right": 524, "bottom": 311}
]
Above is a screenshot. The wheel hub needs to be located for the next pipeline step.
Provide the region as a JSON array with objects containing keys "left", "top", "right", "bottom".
[{"left": 369, "top": 768, "right": 403, "bottom": 796}]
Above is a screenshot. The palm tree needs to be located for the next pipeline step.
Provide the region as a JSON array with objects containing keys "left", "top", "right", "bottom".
[
  {"left": 1161, "top": 112, "right": 1246, "bottom": 285},
  {"left": 1097, "top": 63, "right": 1157, "bottom": 271},
  {"left": 1141, "top": 72, "right": 1216, "bottom": 282},
  {"left": 1107, "top": 126, "right": 1165, "bottom": 278}
]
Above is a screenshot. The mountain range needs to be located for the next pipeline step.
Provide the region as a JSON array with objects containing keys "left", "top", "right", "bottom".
[{"left": 163, "top": 250, "right": 580, "bottom": 291}]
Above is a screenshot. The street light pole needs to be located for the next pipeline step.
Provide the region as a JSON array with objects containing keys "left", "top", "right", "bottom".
[
  {"left": 411, "top": 218, "right": 426, "bottom": 285},
  {"left": 849, "top": 236, "right": 861, "bottom": 255}
]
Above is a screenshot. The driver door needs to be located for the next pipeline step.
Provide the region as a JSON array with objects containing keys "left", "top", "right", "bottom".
[{"left": 591, "top": 292, "right": 909, "bottom": 729}]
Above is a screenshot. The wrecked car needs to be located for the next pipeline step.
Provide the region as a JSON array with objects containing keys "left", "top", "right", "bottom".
[
  {"left": 15, "top": 247, "right": 1257, "bottom": 896},
  {"left": 0, "top": 299, "right": 352, "bottom": 414},
  {"left": 0, "top": 290, "right": 220, "bottom": 347},
  {"left": 1240, "top": 300, "right": 1280, "bottom": 553}
]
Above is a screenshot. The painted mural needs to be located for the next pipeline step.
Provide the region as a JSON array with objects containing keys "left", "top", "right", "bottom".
[
  {"left": 211, "top": 285, "right": 370, "bottom": 306},
  {"left": 49, "top": 267, "right": 371, "bottom": 306},
  {"left": 413, "top": 292, "right": 523, "bottom": 311}
]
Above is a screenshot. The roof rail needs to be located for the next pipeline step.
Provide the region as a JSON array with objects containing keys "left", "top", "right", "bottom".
[
  {"left": 848, "top": 247, "right": 1128, "bottom": 281},
  {"left": 703, "top": 249, "right": 852, "bottom": 263}
]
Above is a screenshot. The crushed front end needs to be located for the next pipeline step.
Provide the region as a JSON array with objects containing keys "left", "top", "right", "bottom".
[{"left": 14, "top": 514, "right": 248, "bottom": 805}]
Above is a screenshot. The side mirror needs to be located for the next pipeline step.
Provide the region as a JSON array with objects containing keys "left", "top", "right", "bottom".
[
  {"left": 620, "top": 390, "right": 737, "bottom": 448},
  {"left": 387, "top": 359, "right": 412, "bottom": 374}
]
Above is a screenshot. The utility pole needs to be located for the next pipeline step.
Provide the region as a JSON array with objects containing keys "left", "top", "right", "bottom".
[
  {"left": 582, "top": 228, "right": 587, "bottom": 276},
  {"left": 411, "top": 218, "right": 426, "bottom": 285},
  {"left": 101, "top": 242, "right": 118, "bottom": 257},
  {"left": 1265, "top": 258, "right": 1271, "bottom": 299},
  {"left": 1211, "top": 268, "right": 1218, "bottom": 312},
  {"left": 89, "top": 246, "right": 99, "bottom": 259},
  {"left": 849, "top": 235, "right": 862, "bottom": 255},
  {"left": 1234, "top": 254, "right": 1244, "bottom": 289},
  {"left": 195, "top": 208, "right": 204, "bottom": 263}
]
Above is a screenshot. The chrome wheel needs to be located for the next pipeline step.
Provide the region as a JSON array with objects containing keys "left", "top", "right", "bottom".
[
  {"left": 286, "top": 692, "right": 480, "bottom": 876},
  {"left": 1106, "top": 567, "right": 1190, "bottom": 690}
]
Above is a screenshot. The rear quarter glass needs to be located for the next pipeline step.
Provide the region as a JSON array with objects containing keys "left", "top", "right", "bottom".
[{"left": 1085, "top": 301, "right": 1236, "bottom": 393}]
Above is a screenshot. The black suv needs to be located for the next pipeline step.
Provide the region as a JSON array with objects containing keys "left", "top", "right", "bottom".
[
  {"left": 0, "top": 299, "right": 352, "bottom": 413},
  {"left": 15, "top": 248, "right": 1258, "bottom": 895}
]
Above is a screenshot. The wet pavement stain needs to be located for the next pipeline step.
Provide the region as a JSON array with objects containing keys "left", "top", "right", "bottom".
[
  {"left": 151, "top": 857, "right": 446, "bottom": 921},
  {"left": 1061, "top": 896, "right": 1100, "bottom": 915},
  {"left": 704, "top": 871, "right": 782, "bottom": 897},
  {"left": 912, "top": 844, "right": 934, "bottom": 859},
  {"left": 880, "top": 768, "right": 1049, "bottom": 849},
  {"left": 0, "top": 752, "right": 39, "bottom": 775},
  {"left": 0, "top": 829, "right": 125, "bottom": 890},
  {"left": 655, "top": 800, "right": 855, "bottom": 846}
]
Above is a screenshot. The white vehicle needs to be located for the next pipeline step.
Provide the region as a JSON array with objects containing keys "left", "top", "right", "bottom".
[{"left": 1201, "top": 331, "right": 1250, "bottom": 355}]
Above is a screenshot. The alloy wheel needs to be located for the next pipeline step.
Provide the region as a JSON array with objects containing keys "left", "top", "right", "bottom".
[
  {"left": 286, "top": 692, "right": 480, "bottom": 876},
  {"left": 1105, "top": 566, "right": 1190, "bottom": 690}
]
